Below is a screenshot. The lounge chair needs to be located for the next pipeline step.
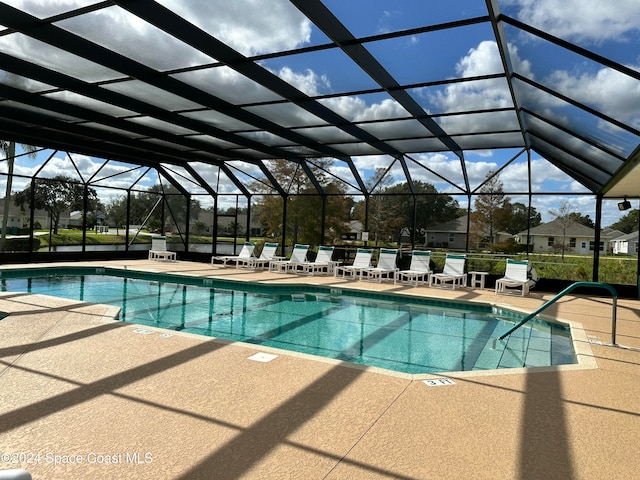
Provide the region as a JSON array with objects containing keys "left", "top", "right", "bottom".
[
  {"left": 148, "top": 235, "right": 176, "bottom": 261},
  {"left": 237, "top": 242, "right": 280, "bottom": 270},
  {"left": 334, "top": 248, "right": 373, "bottom": 280},
  {"left": 297, "top": 245, "right": 336, "bottom": 275},
  {"left": 211, "top": 241, "right": 256, "bottom": 267},
  {"left": 268, "top": 244, "right": 309, "bottom": 273},
  {"left": 395, "top": 250, "right": 432, "bottom": 286},
  {"left": 495, "top": 259, "right": 530, "bottom": 296},
  {"left": 361, "top": 248, "right": 399, "bottom": 282},
  {"left": 430, "top": 253, "right": 467, "bottom": 289}
]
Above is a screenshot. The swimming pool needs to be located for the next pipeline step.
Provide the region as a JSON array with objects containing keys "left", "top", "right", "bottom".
[{"left": 0, "top": 267, "right": 576, "bottom": 374}]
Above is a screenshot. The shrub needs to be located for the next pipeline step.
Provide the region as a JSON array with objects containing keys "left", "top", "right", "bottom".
[{"left": 4, "top": 237, "right": 41, "bottom": 251}]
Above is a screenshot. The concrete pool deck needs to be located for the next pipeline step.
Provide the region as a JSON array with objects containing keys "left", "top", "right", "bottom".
[{"left": 0, "top": 259, "right": 638, "bottom": 479}]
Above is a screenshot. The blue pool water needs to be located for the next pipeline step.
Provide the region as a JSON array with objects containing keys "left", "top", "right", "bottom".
[{"left": 0, "top": 267, "right": 576, "bottom": 374}]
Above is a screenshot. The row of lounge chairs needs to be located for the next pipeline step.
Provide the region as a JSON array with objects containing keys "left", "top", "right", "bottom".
[
  {"left": 211, "top": 244, "right": 532, "bottom": 295},
  {"left": 212, "top": 243, "right": 338, "bottom": 275}
]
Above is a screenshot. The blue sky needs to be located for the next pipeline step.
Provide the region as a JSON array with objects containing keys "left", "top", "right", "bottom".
[{"left": 1, "top": 0, "right": 639, "bottom": 227}]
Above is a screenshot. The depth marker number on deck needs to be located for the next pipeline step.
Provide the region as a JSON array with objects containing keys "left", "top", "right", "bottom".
[
  {"left": 248, "top": 352, "right": 278, "bottom": 363},
  {"left": 423, "top": 379, "right": 455, "bottom": 386}
]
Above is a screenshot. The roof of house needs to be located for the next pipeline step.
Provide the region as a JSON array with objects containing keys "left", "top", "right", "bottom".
[
  {"left": 612, "top": 231, "right": 639, "bottom": 242},
  {"left": 427, "top": 215, "right": 468, "bottom": 234},
  {"left": 518, "top": 218, "right": 596, "bottom": 237},
  {"left": 601, "top": 228, "right": 626, "bottom": 240}
]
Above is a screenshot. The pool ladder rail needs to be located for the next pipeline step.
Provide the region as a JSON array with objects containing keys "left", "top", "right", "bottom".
[{"left": 495, "top": 281, "right": 618, "bottom": 346}]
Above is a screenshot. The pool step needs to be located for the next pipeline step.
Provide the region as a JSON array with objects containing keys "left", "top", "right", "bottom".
[
  {"left": 523, "top": 323, "right": 552, "bottom": 367},
  {"left": 472, "top": 320, "right": 517, "bottom": 370},
  {"left": 472, "top": 320, "right": 555, "bottom": 371}
]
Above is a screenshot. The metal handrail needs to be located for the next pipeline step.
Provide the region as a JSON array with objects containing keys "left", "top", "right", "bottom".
[{"left": 497, "top": 281, "right": 618, "bottom": 344}]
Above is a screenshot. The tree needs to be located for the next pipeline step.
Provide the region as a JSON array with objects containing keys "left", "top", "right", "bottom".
[
  {"left": 228, "top": 221, "right": 243, "bottom": 236},
  {"left": 609, "top": 209, "right": 639, "bottom": 234},
  {"left": 548, "top": 200, "right": 575, "bottom": 260},
  {"left": 360, "top": 168, "right": 397, "bottom": 245},
  {"left": 147, "top": 183, "right": 200, "bottom": 234},
  {"left": 14, "top": 176, "right": 97, "bottom": 234},
  {"left": 0, "top": 140, "right": 38, "bottom": 251},
  {"left": 508, "top": 202, "right": 542, "bottom": 234},
  {"left": 251, "top": 159, "right": 351, "bottom": 245},
  {"left": 106, "top": 195, "right": 128, "bottom": 235},
  {"left": 193, "top": 220, "right": 208, "bottom": 235},
  {"left": 471, "top": 171, "right": 512, "bottom": 246},
  {"left": 567, "top": 212, "right": 594, "bottom": 228},
  {"left": 384, "top": 181, "right": 459, "bottom": 244}
]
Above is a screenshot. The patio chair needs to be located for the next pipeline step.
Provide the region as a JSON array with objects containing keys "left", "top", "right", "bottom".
[
  {"left": 211, "top": 241, "right": 256, "bottom": 267},
  {"left": 268, "top": 244, "right": 309, "bottom": 273},
  {"left": 395, "top": 250, "right": 432, "bottom": 286},
  {"left": 148, "top": 235, "right": 176, "bottom": 261},
  {"left": 237, "top": 242, "right": 280, "bottom": 270},
  {"left": 495, "top": 259, "right": 530, "bottom": 296},
  {"left": 361, "top": 248, "right": 399, "bottom": 282},
  {"left": 430, "top": 253, "right": 467, "bottom": 289},
  {"left": 334, "top": 248, "right": 373, "bottom": 280},
  {"left": 297, "top": 245, "right": 336, "bottom": 275}
]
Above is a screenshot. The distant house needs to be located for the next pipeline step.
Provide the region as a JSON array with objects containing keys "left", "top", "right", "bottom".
[
  {"left": 610, "top": 231, "right": 639, "bottom": 255},
  {"left": 214, "top": 213, "right": 264, "bottom": 236},
  {"left": 342, "top": 220, "right": 364, "bottom": 241},
  {"left": 0, "top": 198, "right": 68, "bottom": 231},
  {"left": 424, "top": 216, "right": 468, "bottom": 250},
  {"left": 69, "top": 210, "right": 107, "bottom": 227},
  {"left": 517, "top": 218, "right": 620, "bottom": 253}
]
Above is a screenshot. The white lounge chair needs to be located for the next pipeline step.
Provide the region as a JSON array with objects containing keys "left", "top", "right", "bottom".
[
  {"left": 334, "top": 248, "right": 373, "bottom": 280},
  {"left": 495, "top": 259, "right": 530, "bottom": 296},
  {"left": 297, "top": 246, "right": 336, "bottom": 275},
  {"left": 430, "top": 253, "right": 467, "bottom": 289},
  {"left": 361, "top": 248, "right": 399, "bottom": 282},
  {"left": 395, "top": 250, "right": 432, "bottom": 285},
  {"left": 211, "top": 241, "right": 256, "bottom": 267},
  {"left": 148, "top": 235, "right": 176, "bottom": 261},
  {"left": 237, "top": 242, "right": 280, "bottom": 270},
  {"left": 268, "top": 244, "right": 309, "bottom": 273}
]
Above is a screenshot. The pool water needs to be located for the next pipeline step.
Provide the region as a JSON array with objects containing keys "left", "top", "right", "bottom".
[{"left": 0, "top": 269, "right": 576, "bottom": 374}]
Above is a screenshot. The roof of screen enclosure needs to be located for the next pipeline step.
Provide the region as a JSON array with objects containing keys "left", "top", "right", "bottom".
[{"left": 0, "top": 0, "right": 639, "bottom": 200}]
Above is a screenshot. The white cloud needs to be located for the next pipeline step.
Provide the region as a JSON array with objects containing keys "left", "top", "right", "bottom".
[
  {"left": 274, "top": 67, "right": 330, "bottom": 96},
  {"left": 351, "top": 154, "right": 395, "bottom": 176},
  {"left": 431, "top": 40, "right": 533, "bottom": 111},
  {"left": 547, "top": 66, "right": 640, "bottom": 129},
  {"left": 507, "top": 0, "right": 640, "bottom": 44},
  {"left": 320, "top": 96, "right": 409, "bottom": 123},
  {"left": 158, "top": 0, "right": 312, "bottom": 56}
]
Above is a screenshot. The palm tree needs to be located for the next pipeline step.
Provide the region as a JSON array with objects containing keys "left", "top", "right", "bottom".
[{"left": 0, "top": 140, "right": 38, "bottom": 252}]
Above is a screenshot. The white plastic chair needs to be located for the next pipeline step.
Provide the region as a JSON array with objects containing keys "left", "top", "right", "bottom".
[
  {"left": 495, "top": 259, "right": 530, "bottom": 296},
  {"left": 237, "top": 242, "right": 280, "bottom": 269},
  {"left": 297, "top": 246, "right": 336, "bottom": 275},
  {"left": 334, "top": 248, "right": 373, "bottom": 280},
  {"left": 148, "top": 235, "right": 176, "bottom": 261},
  {"left": 212, "top": 241, "right": 256, "bottom": 267},
  {"left": 395, "top": 250, "right": 432, "bottom": 285},
  {"left": 268, "top": 244, "right": 309, "bottom": 273},
  {"left": 430, "top": 254, "right": 467, "bottom": 289},
  {"left": 362, "top": 248, "right": 399, "bottom": 282}
]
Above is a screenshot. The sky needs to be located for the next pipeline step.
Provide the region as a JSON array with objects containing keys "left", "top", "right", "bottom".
[{"left": 1, "top": 0, "right": 639, "bottom": 227}]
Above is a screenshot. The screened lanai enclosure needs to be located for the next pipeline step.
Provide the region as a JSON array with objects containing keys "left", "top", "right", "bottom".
[{"left": 0, "top": 1, "right": 639, "bottom": 293}]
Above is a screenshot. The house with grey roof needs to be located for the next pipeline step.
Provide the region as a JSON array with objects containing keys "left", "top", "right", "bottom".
[
  {"left": 610, "top": 231, "right": 639, "bottom": 255},
  {"left": 517, "top": 218, "right": 621, "bottom": 254},
  {"left": 424, "top": 216, "right": 468, "bottom": 249}
]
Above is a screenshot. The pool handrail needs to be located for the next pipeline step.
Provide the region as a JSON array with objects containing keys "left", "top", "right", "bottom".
[{"left": 497, "top": 281, "right": 618, "bottom": 345}]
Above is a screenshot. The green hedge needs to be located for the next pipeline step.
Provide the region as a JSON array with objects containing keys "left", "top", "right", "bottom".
[{"left": 4, "top": 237, "right": 41, "bottom": 252}]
